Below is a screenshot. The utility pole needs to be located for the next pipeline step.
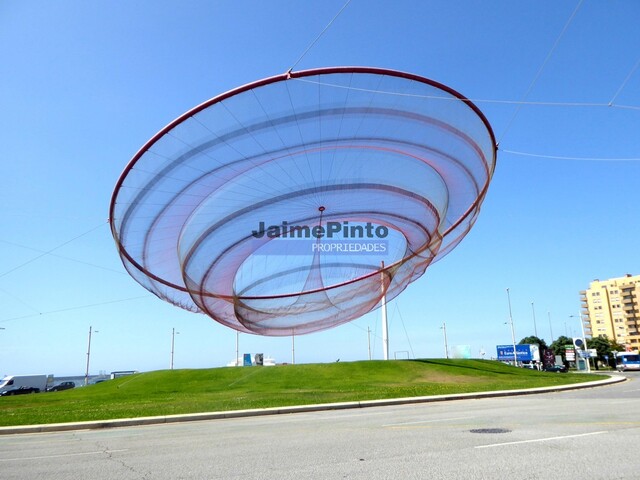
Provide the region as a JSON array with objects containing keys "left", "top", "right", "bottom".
[
  {"left": 170, "top": 328, "right": 179, "bottom": 370},
  {"left": 441, "top": 322, "right": 449, "bottom": 359},
  {"left": 85, "top": 326, "right": 97, "bottom": 386},
  {"left": 291, "top": 330, "right": 295, "bottom": 365},
  {"left": 236, "top": 331, "right": 240, "bottom": 367},
  {"left": 381, "top": 261, "right": 389, "bottom": 360},
  {"left": 506, "top": 288, "right": 517, "bottom": 366}
]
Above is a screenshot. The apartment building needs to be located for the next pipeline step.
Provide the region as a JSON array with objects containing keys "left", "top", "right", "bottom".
[{"left": 580, "top": 274, "right": 640, "bottom": 348}]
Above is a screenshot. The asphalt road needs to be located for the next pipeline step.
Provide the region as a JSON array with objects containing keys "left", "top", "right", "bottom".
[{"left": 1, "top": 372, "right": 638, "bottom": 479}]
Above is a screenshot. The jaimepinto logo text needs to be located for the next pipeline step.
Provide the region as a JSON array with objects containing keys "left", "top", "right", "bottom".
[
  {"left": 251, "top": 221, "right": 389, "bottom": 239},
  {"left": 250, "top": 221, "right": 390, "bottom": 256}
]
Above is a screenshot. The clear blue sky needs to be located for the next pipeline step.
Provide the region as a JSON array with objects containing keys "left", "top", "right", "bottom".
[{"left": 1, "top": 1, "right": 638, "bottom": 376}]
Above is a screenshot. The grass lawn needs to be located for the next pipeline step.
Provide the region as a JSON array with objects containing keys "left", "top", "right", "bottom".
[{"left": 0, "top": 359, "right": 607, "bottom": 426}]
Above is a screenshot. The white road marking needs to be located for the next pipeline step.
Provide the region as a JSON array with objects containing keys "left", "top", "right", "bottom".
[
  {"left": 475, "top": 431, "right": 608, "bottom": 449},
  {"left": 0, "top": 449, "right": 129, "bottom": 462},
  {"left": 383, "top": 416, "right": 474, "bottom": 427}
]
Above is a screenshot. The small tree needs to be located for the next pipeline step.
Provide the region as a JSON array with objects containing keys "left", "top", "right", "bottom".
[
  {"left": 587, "top": 335, "right": 624, "bottom": 369},
  {"left": 609, "top": 339, "right": 625, "bottom": 354},
  {"left": 518, "top": 335, "right": 548, "bottom": 351}
]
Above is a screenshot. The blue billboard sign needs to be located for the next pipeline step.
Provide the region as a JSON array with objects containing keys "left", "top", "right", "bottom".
[{"left": 496, "top": 344, "right": 539, "bottom": 362}]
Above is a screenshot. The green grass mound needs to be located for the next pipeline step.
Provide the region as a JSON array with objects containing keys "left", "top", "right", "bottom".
[{"left": 0, "top": 359, "right": 605, "bottom": 426}]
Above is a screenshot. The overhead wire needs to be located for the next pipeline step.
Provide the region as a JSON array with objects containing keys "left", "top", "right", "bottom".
[
  {"left": 394, "top": 302, "right": 415, "bottom": 359},
  {"left": 0, "top": 295, "right": 153, "bottom": 324},
  {"left": 289, "top": 20, "right": 639, "bottom": 165},
  {"left": 291, "top": 76, "right": 640, "bottom": 161},
  {"left": 500, "top": 53, "right": 640, "bottom": 163},
  {"left": 0, "top": 239, "right": 127, "bottom": 275},
  {"left": 284, "top": 0, "right": 638, "bottom": 178},
  {"left": 0, "top": 221, "right": 108, "bottom": 280},
  {"left": 291, "top": 77, "right": 640, "bottom": 109},
  {"left": 287, "top": 0, "right": 352, "bottom": 73},
  {"left": 0, "top": 220, "right": 155, "bottom": 326},
  {"left": 497, "top": 0, "right": 584, "bottom": 145},
  {"left": 501, "top": 149, "right": 640, "bottom": 162},
  {"left": 609, "top": 57, "right": 640, "bottom": 106},
  {"left": 0, "top": 286, "right": 42, "bottom": 315}
]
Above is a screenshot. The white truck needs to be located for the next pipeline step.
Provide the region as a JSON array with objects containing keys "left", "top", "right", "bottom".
[{"left": 0, "top": 375, "right": 51, "bottom": 395}]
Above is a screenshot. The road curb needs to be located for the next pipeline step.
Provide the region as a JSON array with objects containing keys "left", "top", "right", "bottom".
[{"left": 0, "top": 374, "right": 626, "bottom": 435}]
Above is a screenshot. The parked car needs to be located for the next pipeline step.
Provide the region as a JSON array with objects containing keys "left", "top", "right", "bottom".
[
  {"left": 47, "top": 381, "right": 75, "bottom": 392},
  {"left": 543, "top": 365, "right": 568, "bottom": 373},
  {"left": 0, "top": 386, "right": 41, "bottom": 396}
]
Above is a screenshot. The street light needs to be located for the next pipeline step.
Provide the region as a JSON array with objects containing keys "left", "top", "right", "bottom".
[
  {"left": 236, "top": 330, "right": 240, "bottom": 366},
  {"left": 85, "top": 326, "right": 98, "bottom": 386},
  {"left": 291, "top": 330, "right": 296, "bottom": 365},
  {"left": 506, "top": 288, "right": 517, "bottom": 366},
  {"left": 531, "top": 302, "right": 538, "bottom": 338},
  {"left": 170, "top": 328, "right": 180, "bottom": 370},
  {"left": 440, "top": 322, "right": 449, "bottom": 359}
]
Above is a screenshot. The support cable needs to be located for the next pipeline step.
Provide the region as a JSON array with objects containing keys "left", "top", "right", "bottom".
[
  {"left": 498, "top": 0, "right": 584, "bottom": 144},
  {"left": 0, "top": 295, "right": 152, "bottom": 324},
  {"left": 609, "top": 57, "right": 640, "bottom": 106},
  {"left": 395, "top": 303, "right": 415, "bottom": 359},
  {"left": 0, "top": 221, "right": 108, "bottom": 279},
  {"left": 502, "top": 149, "right": 640, "bottom": 162},
  {"left": 287, "top": 0, "right": 352, "bottom": 73}
]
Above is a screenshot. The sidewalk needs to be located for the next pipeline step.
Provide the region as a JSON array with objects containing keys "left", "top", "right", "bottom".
[{"left": 0, "top": 374, "right": 626, "bottom": 435}]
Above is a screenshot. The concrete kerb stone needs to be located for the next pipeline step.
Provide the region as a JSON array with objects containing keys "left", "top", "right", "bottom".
[{"left": 0, "top": 374, "right": 626, "bottom": 436}]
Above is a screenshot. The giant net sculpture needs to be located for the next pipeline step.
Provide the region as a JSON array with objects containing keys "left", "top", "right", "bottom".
[{"left": 110, "top": 67, "right": 497, "bottom": 336}]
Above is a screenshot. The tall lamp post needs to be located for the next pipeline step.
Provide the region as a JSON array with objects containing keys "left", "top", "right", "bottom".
[
  {"left": 531, "top": 302, "right": 538, "bottom": 338},
  {"left": 170, "top": 328, "right": 180, "bottom": 370},
  {"left": 506, "top": 288, "right": 517, "bottom": 366},
  {"left": 85, "top": 326, "right": 98, "bottom": 386},
  {"left": 440, "top": 322, "right": 449, "bottom": 359},
  {"left": 380, "top": 261, "right": 389, "bottom": 361},
  {"left": 235, "top": 331, "right": 240, "bottom": 366}
]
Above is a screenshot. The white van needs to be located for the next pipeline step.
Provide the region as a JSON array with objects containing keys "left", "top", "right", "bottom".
[{"left": 0, "top": 375, "right": 51, "bottom": 394}]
